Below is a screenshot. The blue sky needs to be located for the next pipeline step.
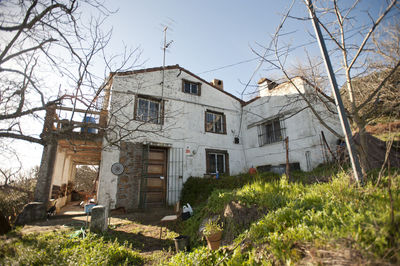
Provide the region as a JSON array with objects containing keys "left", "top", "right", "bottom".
[
  {"left": 101, "top": 0, "right": 307, "bottom": 98},
  {"left": 4, "top": 0, "right": 397, "bottom": 171},
  {"left": 96, "top": 0, "right": 393, "bottom": 99}
]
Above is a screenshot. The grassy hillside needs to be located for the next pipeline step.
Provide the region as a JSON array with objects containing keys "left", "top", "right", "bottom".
[{"left": 170, "top": 168, "right": 400, "bottom": 265}]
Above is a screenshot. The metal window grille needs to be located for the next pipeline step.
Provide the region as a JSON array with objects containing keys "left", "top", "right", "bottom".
[{"left": 258, "top": 118, "right": 286, "bottom": 146}]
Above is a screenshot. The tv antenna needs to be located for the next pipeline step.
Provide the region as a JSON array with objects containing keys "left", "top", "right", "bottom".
[
  {"left": 161, "top": 26, "right": 173, "bottom": 129},
  {"left": 162, "top": 26, "right": 174, "bottom": 70}
]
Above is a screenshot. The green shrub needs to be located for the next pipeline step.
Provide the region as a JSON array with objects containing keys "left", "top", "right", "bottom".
[
  {"left": 166, "top": 246, "right": 222, "bottom": 265},
  {"left": 0, "top": 231, "right": 144, "bottom": 265},
  {"left": 203, "top": 217, "right": 223, "bottom": 237},
  {"left": 180, "top": 172, "right": 280, "bottom": 207}
]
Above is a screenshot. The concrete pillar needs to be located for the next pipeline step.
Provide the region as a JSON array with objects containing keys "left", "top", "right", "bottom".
[
  {"left": 34, "top": 141, "right": 58, "bottom": 204},
  {"left": 90, "top": 205, "right": 108, "bottom": 233}
]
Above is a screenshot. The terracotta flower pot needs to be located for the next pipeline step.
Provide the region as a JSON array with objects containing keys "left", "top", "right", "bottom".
[{"left": 205, "top": 231, "right": 222, "bottom": 250}]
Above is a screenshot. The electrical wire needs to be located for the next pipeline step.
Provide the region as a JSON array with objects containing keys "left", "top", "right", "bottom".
[{"left": 196, "top": 57, "right": 259, "bottom": 75}]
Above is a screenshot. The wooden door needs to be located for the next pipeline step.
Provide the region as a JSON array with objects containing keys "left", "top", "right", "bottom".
[{"left": 145, "top": 148, "right": 167, "bottom": 207}]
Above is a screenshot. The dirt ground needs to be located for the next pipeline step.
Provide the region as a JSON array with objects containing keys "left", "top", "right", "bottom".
[{"left": 19, "top": 204, "right": 182, "bottom": 264}]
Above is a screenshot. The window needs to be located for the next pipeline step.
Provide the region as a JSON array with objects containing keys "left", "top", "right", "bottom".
[
  {"left": 258, "top": 118, "right": 283, "bottom": 146},
  {"left": 182, "top": 80, "right": 201, "bottom": 95},
  {"left": 135, "top": 96, "right": 162, "bottom": 124},
  {"left": 206, "top": 149, "right": 229, "bottom": 174},
  {"left": 205, "top": 110, "right": 226, "bottom": 134}
]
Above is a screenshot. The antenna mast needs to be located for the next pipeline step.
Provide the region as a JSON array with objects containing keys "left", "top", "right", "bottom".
[{"left": 161, "top": 26, "right": 173, "bottom": 127}]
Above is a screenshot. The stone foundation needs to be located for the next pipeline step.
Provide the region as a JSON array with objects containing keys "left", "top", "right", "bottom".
[{"left": 15, "top": 202, "right": 46, "bottom": 226}]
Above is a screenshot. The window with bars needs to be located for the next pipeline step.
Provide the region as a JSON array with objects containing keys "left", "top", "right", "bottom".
[
  {"left": 135, "top": 96, "right": 162, "bottom": 124},
  {"left": 205, "top": 110, "right": 226, "bottom": 134},
  {"left": 257, "top": 118, "right": 284, "bottom": 146},
  {"left": 182, "top": 79, "right": 201, "bottom": 95},
  {"left": 206, "top": 149, "right": 229, "bottom": 174}
]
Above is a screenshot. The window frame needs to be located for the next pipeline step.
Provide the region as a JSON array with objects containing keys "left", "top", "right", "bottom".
[
  {"left": 257, "top": 118, "right": 284, "bottom": 146},
  {"left": 204, "top": 110, "right": 227, "bottom": 134},
  {"left": 182, "top": 79, "right": 201, "bottom": 96},
  {"left": 205, "top": 149, "right": 229, "bottom": 175},
  {"left": 134, "top": 95, "right": 164, "bottom": 125}
]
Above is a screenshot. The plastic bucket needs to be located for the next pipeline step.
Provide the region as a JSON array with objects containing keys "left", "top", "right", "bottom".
[
  {"left": 81, "top": 117, "right": 96, "bottom": 133},
  {"left": 174, "top": 235, "right": 189, "bottom": 252}
]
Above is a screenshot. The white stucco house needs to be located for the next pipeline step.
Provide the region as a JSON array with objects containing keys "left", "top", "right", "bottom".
[{"left": 95, "top": 65, "right": 342, "bottom": 210}]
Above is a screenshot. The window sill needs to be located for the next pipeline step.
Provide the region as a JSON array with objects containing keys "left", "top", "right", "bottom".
[
  {"left": 205, "top": 131, "right": 227, "bottom": 135},
  {"left": 259, "top": 141, "right": 283, "bottom": 147},
  {"left": 134, "top": 118, "right": 162, "bottom": 125}
]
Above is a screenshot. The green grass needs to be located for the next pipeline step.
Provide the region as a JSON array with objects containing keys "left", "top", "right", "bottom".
[
  {"left": 0, "top": 230, "right": 145, "bottom": 265},
  {"left": 180, "top": 172, "right": 281, "bottom": 207},
  {"left": 170, "top": 168, "right": 400, "bottom": 265},
  {"left": 374, "top": 131, "right": 400, "bottom": 141}
]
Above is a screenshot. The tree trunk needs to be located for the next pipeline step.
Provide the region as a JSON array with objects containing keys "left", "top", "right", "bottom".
[{"left": 354, "top": 119, "right": 369, "bottom": 176}]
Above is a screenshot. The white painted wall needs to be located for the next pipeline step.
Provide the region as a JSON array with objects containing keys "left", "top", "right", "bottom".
[
  {"left": 242, "top": 77, "right": 342, "bottom": 171},
  {"left": 98, "top": 68, "right": 246, "bottom": 208},
  {"left": 98, "top": 68, "right": 342, "bottom": 207},
  {"left": 49, "top": 145, "right": 75, "bottom": 211},
  {"left": 97, "top": 146, "right": 120, "bottom": 208}
]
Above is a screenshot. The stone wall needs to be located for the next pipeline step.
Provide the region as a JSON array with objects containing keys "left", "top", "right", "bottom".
[{"left": 116, "top": 142, "right": 143, "bottom": 211}]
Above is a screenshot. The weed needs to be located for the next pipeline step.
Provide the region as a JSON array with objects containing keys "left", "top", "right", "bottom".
[{"left": 0, "top": 230, "right": 144, "bottom": 265}]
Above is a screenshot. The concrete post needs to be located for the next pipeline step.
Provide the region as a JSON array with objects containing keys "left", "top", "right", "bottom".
[
  {"left": 34, "top": 141, "right": 58, "bottom": 204},
  {"left": 90, "top": 205, "right": 108, "bottom": 233}
]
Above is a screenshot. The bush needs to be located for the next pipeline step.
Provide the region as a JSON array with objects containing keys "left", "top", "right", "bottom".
[
  {"left": 180, "top": 172, "right": 280, "bottom": 207},
  {"left": 0, "top": 231, "right": 144, "bottom": 265},
  {"left": 0, "top": 179, "right": 36, "bottom": 224},
  {"left": 0, "top": 168, "right": 37, "bottom": 224}
]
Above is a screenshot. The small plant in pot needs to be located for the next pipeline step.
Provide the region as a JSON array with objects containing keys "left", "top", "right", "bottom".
[{"left": 203, "top": 218, "right": 223, "bottom": 250}]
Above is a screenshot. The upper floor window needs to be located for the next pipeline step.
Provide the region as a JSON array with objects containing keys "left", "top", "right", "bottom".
[
  {"left": 205, "top": 110, "right": 226, "bottom": 134},
  {"left": 258, "top": 118, "right": 283, "bottom": 146},
  {"left": 182, "top": 79, "right": 201, "bottom": 95},
  {"left": 135, "top": 96, "right": 162, "bottom": 124}
]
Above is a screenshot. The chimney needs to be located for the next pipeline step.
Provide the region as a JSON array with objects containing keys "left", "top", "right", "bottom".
[
  {"left": 211, "top": 79, "right": 224, "bottom": 90},
  {"left": 258, "top": 78, "right": 278, "bottom": 90}
]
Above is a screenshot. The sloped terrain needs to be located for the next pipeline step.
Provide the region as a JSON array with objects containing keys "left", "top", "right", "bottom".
[{"left": 169, "top": 167, "right": 400, "bottom": 265}]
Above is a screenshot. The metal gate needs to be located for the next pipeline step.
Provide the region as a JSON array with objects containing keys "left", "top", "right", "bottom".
[{"left": 167, "top": 147, "right": 184, "bottom": 205}]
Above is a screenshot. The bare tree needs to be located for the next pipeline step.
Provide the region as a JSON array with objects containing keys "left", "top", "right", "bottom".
[
  {"left": 253, "top": 0, "right": 400, "bottom": 176},
  {"left": 74, "top": 165, "right": 98, "bottom": 192},
  {"left": 0, "top": 0, "right": 140, "bottom": 148}
]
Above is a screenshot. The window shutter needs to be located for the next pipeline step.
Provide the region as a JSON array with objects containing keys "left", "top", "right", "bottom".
[
  {"left": 198, "top": 83, "right": 201, "bottom": 96},
  {"left": 133, "top": 95, "right": 138, "bottom": 120},
  {"left": 206, "top": 151, "right": 210, "bottom": 173},
  {"left": 280, "top": 118, "right": 286, "bottom": 139},
  {"left": 160, "top": 100, "right": 165, "bottom": 125},
  {"left": 223, "top": 114, "right": 227, "bottom": 134},
  {"left": 225, "top": 151, "right": 230, "bottom": 175}
]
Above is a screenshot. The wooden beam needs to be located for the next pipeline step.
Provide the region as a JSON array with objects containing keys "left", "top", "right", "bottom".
[{"left": 57, "top": 106, "right": 101, "bottom": 115}]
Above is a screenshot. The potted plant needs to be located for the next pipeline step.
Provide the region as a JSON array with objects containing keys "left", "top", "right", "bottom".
[{"left": 203, "top": 218, "right": 223, "bottom": 250}]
